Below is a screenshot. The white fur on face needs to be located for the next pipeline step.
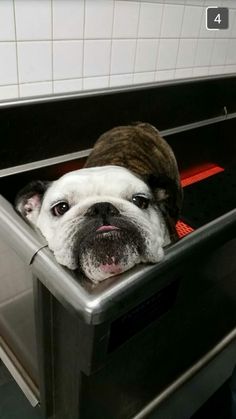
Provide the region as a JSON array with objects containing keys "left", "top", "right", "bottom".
[{"left": 33, "top": 166, "right": 169, "bottom": 283}]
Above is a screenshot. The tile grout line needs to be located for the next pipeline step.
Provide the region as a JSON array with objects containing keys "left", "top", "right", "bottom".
[
  {"left": 206, "top": 33, "right": 216, "bottom": 75},
  {"left": 81, "top": 0, "right": 86, "bottom": 90},
  {"left": 204, "top": 0, "right": 217, "bottom": 75},
  {"left": 132, "top": 2, "right": 142, "bottom": 84},
  {"left": 12, "top": 0, "right": 20, "bottom": 98},
  {"left": 207, "top": 27, "right": 217, "bottom": 74},
  {"left": 108, "top": 0, "right": 116, "bottom": 88},
  {"left": 1, "top": 66, "right": 236, "bottom": 99},
  {"left": 154, "top": 3, "right": 165, "bottom": 81},
  {"left": 0, "top": 62, "right": 236, "bottom": 90},
  {"left": 173, "top": 0, "right": 187, "bottom": 79},
  {"left": 51, "top": 0, "right": 54, "bottom": 94},
  {"left": 1, "top": 35, "right": 236, "bottom": 42},
  {"left": 187, "top": 4, "right": 200, "bottom": 78},
  {"left": 223, "top": 10, "right": 236, "bottom": 74},
  {"left": 192, "top": 4, "right": 205, "bottom": 75}
]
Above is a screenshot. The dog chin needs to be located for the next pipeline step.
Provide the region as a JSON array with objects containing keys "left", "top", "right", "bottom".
[
  {"left": 79, "top": 245, "right": 141, "bottom": 283},
  {"left": 77, "top": 227, "right": 143, "bottom": 283}
]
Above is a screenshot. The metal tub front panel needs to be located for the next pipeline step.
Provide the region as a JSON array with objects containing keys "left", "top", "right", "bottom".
[
  {"left": 0, "top": 178, "right": 235, "bottom": 417},
  {"left": 0, "top": 195, "right": 47, "bottom": 405},
  {"left": 0, "top": 240, "right": 38, "bottom": 385}
]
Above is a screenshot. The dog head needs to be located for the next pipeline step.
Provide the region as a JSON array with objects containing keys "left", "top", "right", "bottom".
[{"left": 15, "top": 166, "right": 170, "bottom": 283}]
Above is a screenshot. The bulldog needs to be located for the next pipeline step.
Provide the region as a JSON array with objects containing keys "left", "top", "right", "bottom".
[{"left": 15, "top": 123, "right": 182, "bottom": 283}]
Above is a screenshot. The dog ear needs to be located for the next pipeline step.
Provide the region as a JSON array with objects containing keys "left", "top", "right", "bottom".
[
  {"left": 15, "top": 180, "right": 51, "bottom": 225},
  {"left": 145, "top": 173, "right": 183, "bottom": 241},
  {"left": 146, "top": 173, "right": 183, "bottom": 219}
]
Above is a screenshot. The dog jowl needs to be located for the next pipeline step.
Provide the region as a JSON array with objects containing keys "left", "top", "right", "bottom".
[{"left": 15, "top": 166, "right": 171, "bottom": 283}]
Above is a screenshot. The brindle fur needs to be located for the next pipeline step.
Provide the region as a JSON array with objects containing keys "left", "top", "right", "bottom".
[{"left": 85, "top": 123, "right": 183, "bottom": 241}]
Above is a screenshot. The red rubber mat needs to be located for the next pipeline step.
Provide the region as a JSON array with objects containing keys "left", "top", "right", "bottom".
[
  {"left": 176, "top": 220, "right": 194, "bottom": 238},
  {"left": 181, "top": 165, "right": 224, "bottom": 187}
]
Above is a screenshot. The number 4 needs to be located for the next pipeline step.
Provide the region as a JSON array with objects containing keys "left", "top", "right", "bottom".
[{"left": 214, "top": 13, "right": 221, "bottom": 24}]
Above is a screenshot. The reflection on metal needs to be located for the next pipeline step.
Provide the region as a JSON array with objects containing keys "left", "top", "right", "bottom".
[
  {"left": 0, "top": 74, "right": 234, "bottom": 110},
  {"left": 0, "top": 148, "right": 91, "bottom": 178},
  {"left": 0, "top": 337, "right": 39, "bottom": 407},
  {"left": 0, "top": 111, "right": 236, "bottom": 179},
  {"left": 161, "top": 110, "right": 236, "bottom": 138}
]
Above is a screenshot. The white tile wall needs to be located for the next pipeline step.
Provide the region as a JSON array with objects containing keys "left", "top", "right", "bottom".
[
  {"left": 156, "top": 69, "right": 175, "bottom": 81},
  {"left": 0, "top": 0, "right": 235, "bottom": 101},
  {"left": 17, "top": 41, "right": 52, "bottom": 83},
  {"left": 19, "top": 81, "right": 53, "bottom": 97},
  {"left": 231, "top": 10, "right": 236, "bottom": 36},
  {"left": 208, "top": 65, "right": 225, "bottom": 75},
  {"left": 84, "top": 40, "right": 111, "bottom": 77},
  {"left": 113, "top": 1, "right": 140, "bottom": 38},
  {"left": 192, "top": 66, "right": 209, "bottom": 77},
  {"left": 194, "top": 39, "right": 214, "bottom": 67},
  {"left": 0, "top": 1, "right": 15, "bottom": 41},
  {"left": 225, "top": 39, "right": 236, "bottom": 64},
  {"left": 54, "top": 78, "right": 83, "bottom": 93},
  {"left": 53, "top": 0, "right": 84, "bottom": 39},
  {"left": 83, "top": 75, "right": 109, "bottom": 90},
  {"left": 110, "top": 73, "right": 133, "bottom": 86},
  {"left": 211, "top": 39, "right": 228, "bottom": 65},
  {"left": 111, "top": 39, "right": 136, "bottom": 74},
  {"left": 15, "top": 0, "right": 51, "bottom": 40},
  {"left": 181, "top": 6, "right": 202, "bottom": 38},
  {"left": 0, "top": 43, "right": 18, "bottom": 84},
  {"left": 175, "top": 67, "right": 193, "bottom": 78},
  {"left": 53, "top": 40, "right": 83, "bottom": 79},
  {"left": 133, "top": 71, "right": 155, "bottom": 84},
  {"left": 161, "top": 4, "right": 184, "bottom": 38},
  {"left": 157, "top": 39, "right": 179, "bottom": 70},
  {"left": 134, "top": 39, "right": 158, "bottom": 72},
  {"left": 176, "top": 39, "right": 197, "bottom": 68},
  {"left": 138, "top": 3, "right": 163, "bottom": 38},
  {"left": 0, "top": 85, "right": 18, "bottom": 100},
  {"left": 84, "top": 0, "right": 114, "bottom": 39}
]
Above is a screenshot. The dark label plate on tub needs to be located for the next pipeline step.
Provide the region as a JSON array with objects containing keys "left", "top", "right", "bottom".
[{"left": 108, "top": 279, "right": 179, "bottom": 352}]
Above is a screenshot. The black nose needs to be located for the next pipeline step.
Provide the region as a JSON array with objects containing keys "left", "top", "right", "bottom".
[{"left": 86, "top": 202, "right": 120, "bottom": 218}]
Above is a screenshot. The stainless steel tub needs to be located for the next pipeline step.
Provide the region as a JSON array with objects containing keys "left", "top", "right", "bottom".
[{"left": 0, "top": 76, "right": 236, "bottom": 418}]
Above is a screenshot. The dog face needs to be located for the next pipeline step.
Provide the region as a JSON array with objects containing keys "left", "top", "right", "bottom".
[{"left": 16, "top": 166, "right": 170, "bottom": 283}]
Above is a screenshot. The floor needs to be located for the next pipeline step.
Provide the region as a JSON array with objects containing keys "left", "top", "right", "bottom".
[
  {"left": 0, "top": 360, "right": 232, "bottom": 419},
  {"left": 0, "top": 362, "right": 42, "bottom": 419}
]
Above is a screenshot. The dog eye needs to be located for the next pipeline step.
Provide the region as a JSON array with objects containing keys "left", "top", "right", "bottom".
[
  {"left": 132, "top": 194, "right": 150, "bottom": 209},
  {"left": 51, "top": 202, "right": 70, "bottom": 216}
]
